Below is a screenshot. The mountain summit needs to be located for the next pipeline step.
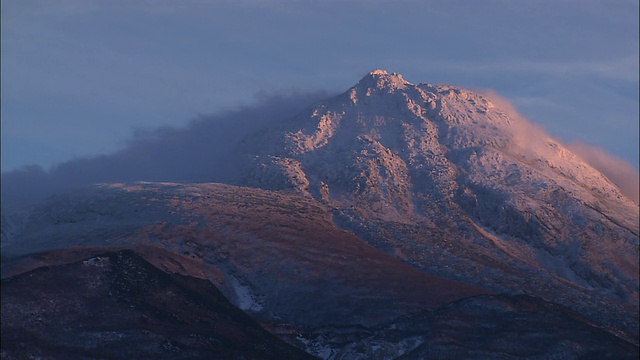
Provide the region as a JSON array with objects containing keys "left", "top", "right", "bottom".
[{"left": 353, "top": 69, "right": 410, "bottom": 93}]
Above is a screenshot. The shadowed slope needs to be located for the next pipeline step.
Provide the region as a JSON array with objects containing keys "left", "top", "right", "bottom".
[{"left": 294, "top": 294, "right": 639, "bottom": 359}]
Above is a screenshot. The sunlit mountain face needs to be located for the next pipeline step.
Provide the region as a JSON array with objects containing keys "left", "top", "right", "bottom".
[{"left": 2, "top": 70, "right": 638, "bottom": 359}]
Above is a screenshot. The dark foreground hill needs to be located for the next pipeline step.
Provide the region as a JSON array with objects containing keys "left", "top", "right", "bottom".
[
  {"left": 1, "top": 249, "right": 316, "bottom": 359},
  {"left": 2, "top": 248, "right": 637, "bottom": 359}
]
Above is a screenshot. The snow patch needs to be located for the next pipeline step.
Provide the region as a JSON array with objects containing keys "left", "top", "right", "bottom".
[
  {"left": 229, "top": 276, "right": 263, "bottom": 312},
  {"left": 83, "top": 257, "right": 110, "bottom": 268}
]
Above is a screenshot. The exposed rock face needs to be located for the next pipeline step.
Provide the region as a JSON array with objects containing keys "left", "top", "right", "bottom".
[{"left": 0, "top": 250, "right": 316, "bottom": 360}]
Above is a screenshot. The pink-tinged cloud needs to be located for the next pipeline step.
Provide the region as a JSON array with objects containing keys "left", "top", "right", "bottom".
[
  {"left": 566, "top": 141, "right": 639, "bottom": 203},
  {"left": 481, "top": 89, "right": 639, "bottom": 203}
]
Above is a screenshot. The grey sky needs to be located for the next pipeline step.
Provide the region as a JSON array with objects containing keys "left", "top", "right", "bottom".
[{"left": 2, "top": 0, "right": 638, "bottom": 172}]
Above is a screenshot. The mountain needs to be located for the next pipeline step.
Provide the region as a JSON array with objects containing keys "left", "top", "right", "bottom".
[
  {"left": 241, "top": 69, "right": 639, "bottom": 338},
  {"left": 2, "top": 70, "right": 638, "bottom": 358}
]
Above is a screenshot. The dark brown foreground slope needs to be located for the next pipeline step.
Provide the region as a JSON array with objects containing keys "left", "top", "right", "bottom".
[{"left": 1, "top": 250, "right": 316, "bottom": 360}]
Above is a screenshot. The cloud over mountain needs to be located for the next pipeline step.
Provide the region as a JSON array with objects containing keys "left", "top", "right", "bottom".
[
  {"left": 566, "top": 141, "right": 639, "bottom": 203},
  {"left": 482, "top": 90, "right": 639, "bottom": 203},
  {"left": 1, "top": 90, "right": 329, "bottom": 205}
]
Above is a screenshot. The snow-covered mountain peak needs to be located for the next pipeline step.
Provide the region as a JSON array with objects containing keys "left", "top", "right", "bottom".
[
  {"left": 354, "top": 69, "right": 410, "bottom": 94},
  {"left": 244, "top": 71, "right": 638, "bottom": 312},
  {"left": 369, "top": 69, "right": 389, "bottom": 75}
]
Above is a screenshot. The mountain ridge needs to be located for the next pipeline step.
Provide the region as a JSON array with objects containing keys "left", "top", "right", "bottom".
[{"left": 1, "top": 70, "right": 638, "bottom": 357}]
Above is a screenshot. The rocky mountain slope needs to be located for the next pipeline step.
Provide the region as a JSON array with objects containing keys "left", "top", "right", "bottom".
[
  {"left": 1, "top": 182, "right": 489, "bottom": 329},
  {"left": 2, "top": 70, "right": 638, "bottom": 358},
  {"left": 241, "top": 69, "right": 639, "bottom": 339}
]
